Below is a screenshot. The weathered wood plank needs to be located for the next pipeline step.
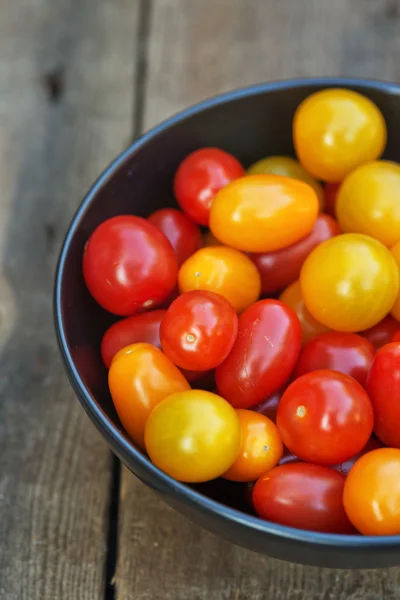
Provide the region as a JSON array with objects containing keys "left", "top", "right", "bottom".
[
  {"left": 116, "top": 1, "right": 400, "bottom": 598},
  {"left": 0, "top": 1, "right": 138, "bottom": 598}
]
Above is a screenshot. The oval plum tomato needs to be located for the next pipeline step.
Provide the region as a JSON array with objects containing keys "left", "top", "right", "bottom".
[
  {"left": 390, "top": 240, "right": 400, "bottom": 321},
  {"left": 277, "top": 370, "right": 374, "bottom": 465},
  {"left": 366, "top": 342, "right": 400, "bottom": 448},
  {"left": 101, "top": 309, "right": 165, "bottom": 368},
  {"left": 253, "top": 463, "right": 354, "bottom": 534},
  {"left": 293, "top": 88, "right": 386, "bottom": 182},
  {"left": 144, "top": 390, "right": 241, "bottom": 482},
  {"left": 293, "top": 331, "right": 375, "bottom": 387},
  {"left": 323, "top": 182, "right": 341, "bottom": 217},
  {"left": 148, "top": 208, "right": 201, "bottom": 266},
  {"left": 209, "top": 174, "right": 318, "bottom": 253},
  {"left": 337, "top": 161, "right": 400, "bottom": 247},
  {"left": 108, "top": 343, "right": 190, "bottom": 448},
  {"left": 160, "top": 290, "right": 238, "bottom": 371},
  {"left": 332, "top": 437, "right": 382, "bottom": 476},
  {"left": 178, "top": 246, "right": 261, "bottom": 313},
  {"left": 83, "top": 216, "right": 178, "bottom": 316},
  {"left": 223, "top": 410, "right": 283, "bottom": 482},
  {"left": 343, "top": 448, "right": 400, "bottom": 535},
  {"left": 250, "top": 214, "right": 339, "bottom": 295},
  {"left": 393, "top": 330, "right": 400, "bottom": 343},
  {"left": 279, "top": 280, "right": 330, "bottom": 344},
  {"left": 360, "top": 314, "right": 400, "bottom": 350},
  {"left": 300, "top": 233, "right": 399, "bottom": 332},
  {"left": 253, "top": 390, "right": 282, "bottom": 423},
  {"left": 215, "top": 300, "right": 301, "bottom": 409},
  {"left": 174, "top": 147, "right": 245, "bottom": 226}
]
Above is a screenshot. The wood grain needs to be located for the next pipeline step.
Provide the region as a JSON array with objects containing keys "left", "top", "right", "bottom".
[{"left": 116, "top": 1, "right": 400, "bottom": 599}]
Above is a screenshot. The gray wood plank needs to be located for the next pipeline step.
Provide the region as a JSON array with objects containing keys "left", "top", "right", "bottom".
[
  {"left": 0, "top": 0, "right": 138, "bottom": 598},
  {"left": 116, "top": 1, "right": 400, "bottom": 598}
]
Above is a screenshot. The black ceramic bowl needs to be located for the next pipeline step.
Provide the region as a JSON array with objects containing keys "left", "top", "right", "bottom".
[{"left": 55, "top": 78, "right": 400, "bottom": 569}]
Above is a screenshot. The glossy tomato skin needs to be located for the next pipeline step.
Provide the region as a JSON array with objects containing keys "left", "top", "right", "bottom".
[
  {"left": 210, "top": 174, "right": 318, "bottom": 253},
  {"left": 366, "top": 342, "right": 400, "bottom": 448},
  {"left": 148, "top": 208, "right": 202, "bottom": 266},
  {"left": 360, "top": 315, "right": 400, "bottom": 350},
  {"left": 215, "top": 300, "right": 302, "bottom": 409},
  {"left": 277, "top": 370, "right": 374, "bottom": 465},
  {"left": 108, "top": 343, "right": 190, "bottom": 448},
  {"left": 174, "top": 147, "right": 245, "bottom": 226},
  {"left": 332, "top": 437, "right": 382, "bottom": 476},
  {"left": 252, "top": 463, "right": 354, "bottom": 533},
  {"left": 83, "top": 216, "right": 178, "bottom": 316},
  {"left": 293, "top": 331, "right": 375, "bottom": 387},
  {"left": 323, "top": 182, "right": 341, "bottom": 217},
  {"left": 160, "top": 290, "right": 238, "bottom": 371},
  {"left": 250, "top": 214, "right": 339, "bottom": 295},
  {"left": 253, "top": 390, "right": 282, "bottom": 423},
  {"left": 279, "top": 280, "right": 330, "bottom": 344}
]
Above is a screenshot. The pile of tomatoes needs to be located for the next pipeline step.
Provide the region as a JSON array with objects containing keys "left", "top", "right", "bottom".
[{"left": 83, "top": 88, "right": 400, "bottom": 537}]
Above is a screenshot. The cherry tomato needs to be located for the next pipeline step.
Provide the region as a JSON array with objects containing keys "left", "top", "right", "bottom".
[
  {"left": 393, "top": 330, "right": 400, "bottom": 343},
  {"left": 366, "top": 342, "right": 400, "bottom": 448},
  {"left": 101, "top": 310, "right": 165, "bottom": 368},
  {"left": 148, "top": 208, "right": 201, "bottom": 266},
  {"left": 300, "top": 233, "right": 399, "bottom": 332},
  {"left": 209, "top": 174, "right": 318, "bottom": 253},
  {"left": 293, "top": 88, "right": 386, "bottom": 182},
  {"left": 83, "top": 216, "right": 177, "bottom": 316},
  {"left": 279, "top": 280, "right": 330, "bottom": 344},
  {"left": 253, "top": 390, "right": 282, "bottom": 423},
  {"left": 223, "top": 410, "right": 283, "bottom": 482},
  {"left": 202, "top": 230, "right": 222, "bottom": 247},
  {"left": 360, "top": 314, "right": 400, "bottom": 350},
  {"left": 144, "top": 390, "right": 241, "bottom": 482},
  {"left": 216, "top": 300, "right": 301, "bottom": 409},
  {"left": 160, "top": 290, "right": 238, "bottom": 371},
  {"left": 293, "top": 331, "right": 375, "bottom": 387},
  {"left": 390, "top": 240, "right": 400, "bottom": 321},
  {"left": 253, "top": 463, "right": 354, "bottom": 533},
  {"left": 108, "top": 343, "right": 190, "bottom": 448},
  {"left": 337, "top": 161, "right": 400, "bottom": 247},
  {"left": 174, "top": 147, "right": 245, "bottom": 226},
  {"left": 323, "top": 182, "right": 341, "bottom": 217},
  {"left": 332, "top": 437, "right": 382, "bottom": 476},
  {"left": 343, "top": 448, "right": 400, "bottom": 535},
  {"left": 277, "top": 370, "right": 374, "bottom": 465},
  {"left": 178, "top": 246, "right": 261, "bottom": 313}
]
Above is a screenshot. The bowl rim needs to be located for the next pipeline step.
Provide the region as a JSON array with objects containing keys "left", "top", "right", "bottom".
[{"left": 54, "top": 76, "right": 400, "bottom": 549}]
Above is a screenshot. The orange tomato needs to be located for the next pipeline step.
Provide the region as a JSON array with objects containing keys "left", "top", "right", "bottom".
[
  {"left": 279, "top": 280, "right": 330, "bottom": 344},
  {"left": 209, "top": 174, "right": 318, "bottom": 253},
  {"left": 178, "top": 246, "right": 261, "bottom": 313},
  {"left": 108, "top": 343, "right": 190, "bottom": 448},
  {"left": 223, "top": 410, "right": 283, "bottom": 482}
]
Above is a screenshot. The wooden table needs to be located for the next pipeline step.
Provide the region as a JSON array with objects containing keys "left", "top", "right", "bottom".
[{"left": 2, "top": 1, "right": 400, "bottom": 598}]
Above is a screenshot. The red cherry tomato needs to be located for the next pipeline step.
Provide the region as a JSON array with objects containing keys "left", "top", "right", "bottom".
[
  {"left": 174, "top": 147, "right": 245, "bottom": 226},
  {"left": 148, "top": 208, "right": 202, "bottom": 266},
  {"left": 160, "top": 290, "right": 238, "bottom": 371},
  {"left": 393, "top": 330, "right": 400, "bottom": 343},
  {"left": 252, "top": 463, "right": 354, "bottom": 533},
  {"left": 83, "top": 216, "right": 177, "bottom": 316},
  {"left": 277, "top": 370, "right": 374, "bottom": 465},
  {"left": 253, "top": 390, "right": 282, "bottom": 423},
  {"left": 366, "top": 342, "right": 400, "bottom": 448},
  {"left": 293, "top": 331, "right": 375, "bottom": 387},
  {"left": 250, "top": 214, "right": 339, "bottom": 295},
  {"left": 323, "top": 182, "right": 341, "bottom": 217},
  {"left": 360, "top": 315, "right": 400, "bottom": 350},
  {"left": 216, "top": 300, "right": 301, "bottom": 409},
  {"left": 332, "top": 437, "right": 382, "bottom": 476}
]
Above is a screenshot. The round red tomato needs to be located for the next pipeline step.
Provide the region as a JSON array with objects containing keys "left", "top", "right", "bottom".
[
  {"left": 252, "top": 463, "right": 354, "bottom": 533},
  {"left": 160, "top": 290, "right": 238, "bottom": 371},
  {"left": 253, "top": 390, "right": 282, "bottom": 423},
  {"left": 293, "top": 331, "right": 375, "bottom": 387},
  {"left": 360, "top": 314, "right": 400, "bottom": 350},
  {"left": 277, "top": 370, "right": 374, "bottom": 465},
  {"left": 323, "top": 182, "right": 341, "bottom": 217},
  {"left": 174, "top": 147, "right": 244, "bottom": 226},
  {"left": 83, "top": 216, "right": 177, "bottom": 316},
  {"left": 332, "top": 437, "right": 382, "bottom": 476},
  {"left": 216, "top": 300, "right": 301, "bottom": 409},
  {"left": 148, "top": 208, "right": 202, "bottom": 266}
]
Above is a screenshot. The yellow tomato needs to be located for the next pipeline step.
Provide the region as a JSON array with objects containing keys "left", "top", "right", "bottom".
[
  {"left": 209, "top": 174, "right": 318, "bottom": 253},
  {"left": 279, "top": 280, "right": 330, "bottom": 343},
  {"left": 390, "top": 240, "right": 400, "bottom": 321},
  {"left": 300, "top": 233, "right": 399, "bottom": 332},
  {"left": 337, "top": 161, "right": 400, "bottom": 247},
  {"left": 293, "top": 88, "right": 386, "bottom": 182},
  {"left": 178, "top": 246, "right": 261, "bottom": 313}
]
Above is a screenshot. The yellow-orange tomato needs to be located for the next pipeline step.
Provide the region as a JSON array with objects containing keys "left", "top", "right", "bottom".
[
  {"left": 209, "top": 174, "right": 318, "bottom": 253},
  {"left": 202, "top": 230, "right": 222, "bottom": 247},
  {"left": 108, "top": 343, "right": 190, "bottom": 448},
  {"left": 300, "top": 234, "right": 399, "bottom": 332},
  {"left": 145, "top": 390, "right": 241, "bottom": 482},
  {"left": 294, "top": 88, "right": 386, "bottom": 182},
  {"left": 178, "top": 246, "right": 261, "bottom": 313},
  {"left": 223, "top": 410, "right": 283, "bottom": 482},
  {"left": 279, "top": 280, "right": 330, "bottom": 344},
  {"left": 343, "top": 448, "right": 400, "bottom": 535},
  {"left": 390, "top": 240, "right": 400, "bottom": 321},
  {"left": 247, "top": 155, "right": 324, "bottom": 211},
  {"left": 337, "top": 161, "right": 400, "bottom": 247}
]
